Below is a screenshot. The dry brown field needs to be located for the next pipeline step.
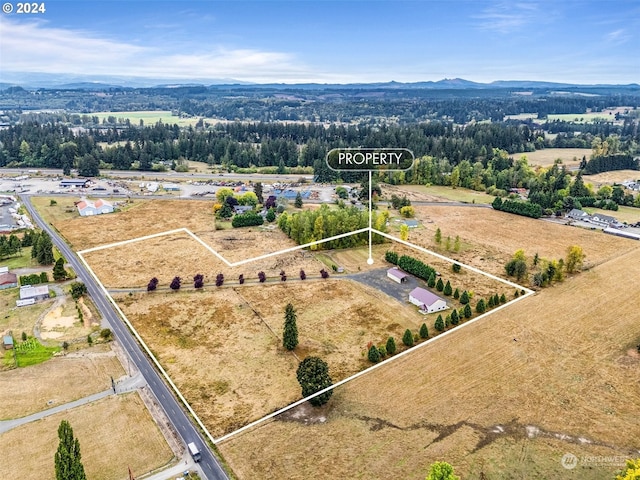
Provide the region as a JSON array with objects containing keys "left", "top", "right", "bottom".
[
  {"left": 583, "top": 169, "right": 640, "bottom": 186},
  {"left": 115, "top": 278, "right": 436, "bottom": 438},
  {"left": 218, "top": 243, "right": 640, "bottom": 480},
  {"left": 0, "top": 393, "right": 174, "bottom": 480},
  {"left": 83, "top": 229, "right": 325, "bottom": 289},
  {"left": 523, "top": 148, "right": 591, "bottom": 168},
  {"left": 33, "top": 197, "right": 217, "bottom": 251},
  {"left": 0, "top": 345, "right": 124, "bottom": 419},
  {"left": 410, "top": 205, "right": 636, "bottom": 277}
]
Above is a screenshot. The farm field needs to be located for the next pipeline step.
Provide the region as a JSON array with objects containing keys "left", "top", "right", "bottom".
[
  {"left": 32, "top": 197, "right": 216, "bottom": 251},
  {"left": 0, "top": 344, "right": 123, "bottom": 419},
  {"left": 115, "top": 278, "right": 438, "bottom": 438},
  {"left": 583, "top": 169, "right": 640, "bottom": 186},
  {"left": 382, "top": 184, "right": 495, "bottom": 204},
  {"left": 218, "top": 243, "right": 640, "bottom": 480},
  {"left": 524, "top": 148, "right": 590, "bottom": 168},
  {"left": 83, "top": 228, "right": 325, "bottom": 289},
  {"left": 91, "top": 110, "right": 218, "bottom": 128},
  {"left": 0, "top": 393, "right": 174, "bottom": 480},
  {"left": 410, "top": 205, "right": 636, "bottom": 276}
]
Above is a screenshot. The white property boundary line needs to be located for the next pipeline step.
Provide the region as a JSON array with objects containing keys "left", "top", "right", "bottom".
[{"left": 78, "top": 224, "right": 533, "bottom": 446}]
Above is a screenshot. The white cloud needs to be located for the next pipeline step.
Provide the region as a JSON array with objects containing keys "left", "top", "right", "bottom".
[
  {"left": 474, "top": 2, "right": 540, "bottom": 34},
  {"left": 0, "top": 18, "right": 328, "bottom": 83},
  {"left": 605, "top": 28, "right": 631, "bottom": 45}
]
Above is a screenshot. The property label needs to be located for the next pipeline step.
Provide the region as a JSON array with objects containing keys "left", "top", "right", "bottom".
[{"left": 326, "top": 148, "right": 414, "bottom": 172}]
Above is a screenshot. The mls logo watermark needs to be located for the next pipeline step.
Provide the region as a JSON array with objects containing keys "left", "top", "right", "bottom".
[
  {"left": 561, "top": 453, "right": 578, "bottom": 470},
  {"left": 561, "top": 452, "right": 627, "bottom": 470}
]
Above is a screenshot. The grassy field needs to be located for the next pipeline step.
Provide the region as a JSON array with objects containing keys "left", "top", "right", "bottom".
[
  {"left": 92, "top": 110, "right": 202, "bottom": 128},
  {"left": 547, "top": 107, "right": 627, "bottom": 124},
  {"left": 383, "top": 184, "right": 495, "bottom": 204},
  {"left": 0, "top": 246, "right": 40, "bottom": 270},
  {"left": 218, "top": 243, "right": 640, "bottom": 480},
  {"left": 583, "top": 205, "right": 640, "bottom": 224},
  {"left": 524, "top": 148, "right": 591, "bottom": 168},
  {"left": 0, "top": 393, "right": 174, "bottom": 480},
  {"left": 411, "top": 205, "right": 636, "bottom": 277},
  {"left": 0, "top": 344, "right": 123, "bottom": 419}
]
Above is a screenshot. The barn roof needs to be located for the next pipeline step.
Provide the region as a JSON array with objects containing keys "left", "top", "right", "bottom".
[
  {"left": 387, "top": 267, "right": 409, "bottom": 280},
  {"left": 409, "top": 287, "right": 444, "bottom": 307}
]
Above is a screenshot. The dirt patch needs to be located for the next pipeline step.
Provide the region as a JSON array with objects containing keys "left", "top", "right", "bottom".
[{"left": 279, "top": 401, "right": 332, "bottom": 425}]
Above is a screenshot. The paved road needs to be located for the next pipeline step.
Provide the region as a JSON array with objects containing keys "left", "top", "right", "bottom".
[
  {"left": 20, "top": 195, "right": 228, "bottom": 480},
  {"left": 3, "top": 167, "right": 313, "bottom": 183}
]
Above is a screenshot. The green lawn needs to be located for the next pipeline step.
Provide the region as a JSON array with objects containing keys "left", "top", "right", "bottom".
[
  {"left": 584, "top": 205, "right": 640, "bottom": 224},
  {"left": 92, "top": 110, "right": 202, "bottom": 128},
  {"left": 424, "top": 185, "right": 495, "bottom": 204},
  {"left": 0, "top": 247, "right": 37, "bottom": 269},
  {"left": 3, "top": 337, "right": 60, "bottom": 368}
]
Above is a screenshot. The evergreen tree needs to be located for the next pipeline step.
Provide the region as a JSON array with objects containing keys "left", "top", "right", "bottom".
[
  {"left": 435, "top": 315, "right": 445, "bottom": 331},
  {"left": 266, "top": 207, "right": 276, "bottom": 222},
  {"left": 488, "top": 295, "right": 495, "bottom": 308},
  {"left": 499, "top": 293, "right": 507, "bottom": 304},
  {"left": 419, "top": 323, "right": 429, "bottom": 339},
  {"left": 53, "top": 257, "right": 67, "bottom": 281},
  {"left": 294, "top": 192, "right": 303, "bottom": 208},
  {"left": 296, "top": 356, "right": 333, "bottom": 406},
  {"left": 386, "top": 336, "right": 396, "bottom": 355},
  {"left": 451, "top": 309, "right": 459, "bottom": 325},
  {"left": 436, "top": 277, "right": 444, "bottom": 292},
  {"left": 283, "top": 303, "right": 299, "bottom": 351},
  {"left": 402, "top": 329, "right": 414, "bottom": 347},
  {"left": 434, "top": 227, "right": 442, "bottom": 244},
  {"left": 453, "top": 288, "right": 460, "bottom": 300},
  {"left": 463, "top": 303, "right": 472, "bottom": 319},
  {"left": 37, "top": 231, "right": 55, "bottom": 265},
  {"left": 476, "top": 299, "right": 486, "bottom": 314},
  {"left": 493, "top": 293, "right": 500, "bottom": 306},
  {"left": 427, "top": 272, "right": 436, "bottom": 288},
  {"left": 253, "top": 182, "right": 264, "bottom": 204},
  {"left": 368, "top": 344, "right": 381, "bottom": 363},
  {"left": 443, "top": 280, "right": 452, "bottom": 296},
  {"left": 55, "top": 420, "right": 87, "bottom": 480},
  {"left": 460, "top": 290, "right": 470, "bottom": 304}
]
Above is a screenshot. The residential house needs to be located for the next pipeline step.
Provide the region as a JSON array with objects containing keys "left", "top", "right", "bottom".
[
  {"left": 589, "top": 213, "right": 617, "bottom": 228},
  {"left": 566, "top": 209, "right": 590, "bottom": 221},
  {"left": 0, "top": 271, "right": 18, "bottom": 290},
  {"left": 19, "top": 285, "right": 50, "bottom": 302},
  {"left": 77, "top": 199, "right": 114, "bottom": 216}
]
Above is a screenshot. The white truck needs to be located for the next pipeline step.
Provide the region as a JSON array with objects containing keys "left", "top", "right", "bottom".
[{"left": 187, "top": 442, "right": 201, "bottom": 462}]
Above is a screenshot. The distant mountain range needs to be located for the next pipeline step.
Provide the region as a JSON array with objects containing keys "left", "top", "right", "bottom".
[{"left": 0, "top": 72, "right": 638, "bottom": 91}]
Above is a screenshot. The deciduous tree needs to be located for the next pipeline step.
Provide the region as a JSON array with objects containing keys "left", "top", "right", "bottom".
[
  {"left": 169, "top": 276, "right": 181, "bottom": 290},
  {"left": 426, "top": 461, "right": 459, "bottom": 480},
  {"left": 565, "top": 245, "right": 585, "bottom": 273}
]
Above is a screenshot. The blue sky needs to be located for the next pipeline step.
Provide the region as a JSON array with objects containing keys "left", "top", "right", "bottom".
[{"left": 1, "top": 0, "right": 639, "bottom": 84}]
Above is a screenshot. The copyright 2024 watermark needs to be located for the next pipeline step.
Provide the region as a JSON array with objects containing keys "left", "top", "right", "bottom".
[{"left": 561, "top": 452, "right": 627, "bottom": 470}]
